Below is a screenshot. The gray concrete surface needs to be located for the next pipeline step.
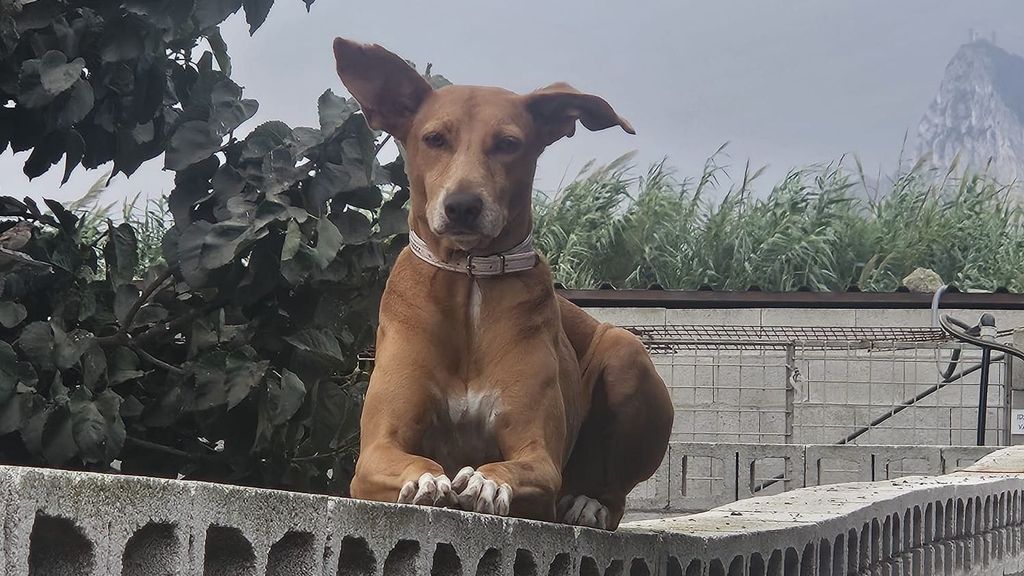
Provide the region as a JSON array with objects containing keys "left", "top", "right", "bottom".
[
  {"left": 627, "top": 442, "right": 1000, "bottom": 515},
  {"left": 3, "top": 444, "right": 1024, "bottom": 575}
]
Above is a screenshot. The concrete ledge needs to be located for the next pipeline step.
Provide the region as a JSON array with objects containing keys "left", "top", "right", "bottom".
[
  {"left": 4, "top": 447, "right": 1024, "bottom": 575},
  {"left": 633, "top": 442, "right": 1002, "bottom": 514}
]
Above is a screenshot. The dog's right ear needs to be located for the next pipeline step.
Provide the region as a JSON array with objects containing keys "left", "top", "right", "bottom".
[{"left": 332, "top": 38, "right": 433, "bottom": 141}]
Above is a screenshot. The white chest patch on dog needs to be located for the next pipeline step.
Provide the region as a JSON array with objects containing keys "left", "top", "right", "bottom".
[
  {"left": 422, "top": 391, "right": 502, "bottom": 473},
  {"left": 469, "top": 280, "right": 482, "bottom": 331}
]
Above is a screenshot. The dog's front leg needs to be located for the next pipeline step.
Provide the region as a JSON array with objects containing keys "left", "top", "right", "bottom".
[
  {"left": 451, "top": 372, "right": 567, "bottom": 522},
  {"left": 351, "top": 441, "right": 456, "bottom": 507},
  {"left": 451, "top": 448, "right": 562, "bottom": 521},
  {"left": 350, "top": 361, "right": 456, "bottom": 508}
]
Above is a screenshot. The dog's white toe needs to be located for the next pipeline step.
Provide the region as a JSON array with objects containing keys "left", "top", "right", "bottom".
[
  {"left": 397, "top": 472, "right": 456, "bottom": 507},
  {"left": 452, "top": 467, "right": 512, "bottom": 516},
  {"left": 558, "top": 494, "right": 609, "bottom": 530}
]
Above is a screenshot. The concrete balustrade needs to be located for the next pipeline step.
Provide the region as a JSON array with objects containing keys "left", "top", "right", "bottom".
[{"left": 2, "top": 445, "right": 1024, "bottom": 575}]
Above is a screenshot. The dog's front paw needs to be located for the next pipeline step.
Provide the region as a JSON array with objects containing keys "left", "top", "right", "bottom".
[
  {"left": 558, "top": 495, "right": 610, "bottom": 530},
  {"left": 452, "top": 467, "right": 512, "bottom": 515},
  {"left": 397, "top": 472, "right": 457, "bottom": 507}
]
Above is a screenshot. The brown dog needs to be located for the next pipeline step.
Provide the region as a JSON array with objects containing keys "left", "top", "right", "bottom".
[{"left": 333, "top": 37, "right": 672, "bottom": 530}]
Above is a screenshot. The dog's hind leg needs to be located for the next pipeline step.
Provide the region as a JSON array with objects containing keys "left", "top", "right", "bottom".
[{"left": 558, "top": 326, "right": 673, "bottom": 530}]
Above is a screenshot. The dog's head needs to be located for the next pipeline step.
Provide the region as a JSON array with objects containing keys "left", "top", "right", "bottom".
[{"left": 333, "top": 37, "right": 634, "bottom": 255}]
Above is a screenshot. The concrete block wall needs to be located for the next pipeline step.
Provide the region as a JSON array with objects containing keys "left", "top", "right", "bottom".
[
  {"left": 627, "top": 442, "right": 1002, "bottom": 515},
  {"left": 6, "top": 446, "right": 1024, "bottom": 575},
  {"left": 586, "top": 305, "right": 1018, "bottom": 446}
]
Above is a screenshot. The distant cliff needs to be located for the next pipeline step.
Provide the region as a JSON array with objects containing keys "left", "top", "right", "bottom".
[{"left": 915, "top": 38, "right": 1024, "bottom": 184}]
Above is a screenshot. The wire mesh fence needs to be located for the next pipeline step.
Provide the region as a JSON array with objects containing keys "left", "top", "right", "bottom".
[{"left": 626, "top": 325, "right": 1009, "bottom": 447}]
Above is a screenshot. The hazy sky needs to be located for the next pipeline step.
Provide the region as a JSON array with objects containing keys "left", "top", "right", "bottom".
[{"left": 3, "top": 1, "right": 1024, "bottom": 206}]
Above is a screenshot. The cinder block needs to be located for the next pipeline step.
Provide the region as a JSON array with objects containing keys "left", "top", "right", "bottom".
[
  {"left": 2, "top": 466, "right": 193, "bottom": 576},
  {"left": 736, "top": 444, "right": 806, "bottom": 500},
  {"left": 667, "top": 443, "right": 738, "bottom": 512},
  {"left": 805, "top": 445, "right": 874, "bottom": 485}
]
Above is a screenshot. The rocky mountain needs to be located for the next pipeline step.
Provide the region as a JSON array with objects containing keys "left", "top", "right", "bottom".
[{"left": 915, "top": 36, "right": 1024, "bottom": 184}]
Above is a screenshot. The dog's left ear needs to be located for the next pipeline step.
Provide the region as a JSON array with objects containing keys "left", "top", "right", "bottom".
[
  {"left": 525, "top": 82, "right": 635, "bottom": 146},
  {"left": 333, "top": 37, "right": 433, "bottom": 141}
]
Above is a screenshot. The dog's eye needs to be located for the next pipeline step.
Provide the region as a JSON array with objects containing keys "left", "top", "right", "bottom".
[
  {"left": 493, "top": 136, "right": 522, "bottom": 155},
  {"left": 423, "top": 132, "right": 447, "bottom": 149}
]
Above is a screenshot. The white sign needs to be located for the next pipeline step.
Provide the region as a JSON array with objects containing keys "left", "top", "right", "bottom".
[{"left": 1013, "top": 410, "right": 1024, "bottom": 435}]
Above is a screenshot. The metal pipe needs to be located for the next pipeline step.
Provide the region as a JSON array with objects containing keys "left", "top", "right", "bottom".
[{"left": 978, "top": 347, "right": 992, "bottom": 446}]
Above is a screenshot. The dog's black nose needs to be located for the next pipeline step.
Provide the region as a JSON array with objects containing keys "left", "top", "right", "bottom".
[{"left": 443, "top": 192, "right": 483, "bottom": 228}]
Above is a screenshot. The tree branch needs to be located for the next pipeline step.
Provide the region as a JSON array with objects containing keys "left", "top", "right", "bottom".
[
  {"left": 125, "top": 437, "right": 193, "bottom": 459},
  {"left": 130, "top": 342, "right": 186, "bottom": 375},
  {"left": 122, "top": 267, "right": 175, "bottom": 331}
]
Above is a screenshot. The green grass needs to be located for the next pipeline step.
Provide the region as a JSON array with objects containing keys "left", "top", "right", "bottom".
[
  {"left": 535, "top": 150, "right": 1024, "bottom": 292},
  {"left": 70, "top": 172, "right": 171, "bottom": 277}
]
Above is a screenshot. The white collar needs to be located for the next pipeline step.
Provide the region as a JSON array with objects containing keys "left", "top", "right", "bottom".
[{"left": 407, "top": 229, "right": 537, "bottom": 277}]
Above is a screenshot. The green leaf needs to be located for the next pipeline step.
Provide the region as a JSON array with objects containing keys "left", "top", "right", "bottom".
[
  {"left": 194, "top": 0, "right": 244, "bottom": 30},
  {"left": 80, "top": 345, "right": 107, "bottom": 391},
  {"left": 242, "top": 0, "right": 274, "bottom": 35},
  {"left": 0, "top": 301, "right": 27, "bottom": 328},
  {"left": 225, "top": 350, "right": 268, "bottom": 410},
  {"left": 18, "top": 51, "right": 86, "bottom": 108},
  {"left": 283, "top": 329, "right": 343, "bottom": 363},
  {"left": 23, "top": 132, "right": 66, "bottom": 179},
  {"left": 69, "top": 387, "right": 125, "bottom": 463},
  {"left": 254, "top": 369, "right": 307, "bottom": 450},
  {"left": 189, "top": 351, "right": 228, "bottom": 411},
  {"left": 330, "top": 210, "right": 372, "bottom": 245},
  {"left": 104, "top": 222, "right": 139, "bottom": 286},
  {"left": 100, "top": 27, "right": 144, "bottom": 63},
  {"left": 342, "top": 187, "right": 383, "bottom": 211},
  {"left": 114, "top": 284, "right": 141, "bottom": 325},
  {"left": 0, "top": 389, "right": 38, "bottom": 436},
  {"left": 17, "top": 321, "right": 55, "bottom": 371},
  {"left": 177, "top": 220, "right": 256, "bottom": 287},
  {"left": 308, "top": 379, "right": 356, "bottom": 452},
  {"left": 281, "top": 219, "right": 301, "bottom": 261},
  {"left": 126, "top": 0, "right": 196, "bottom": 28},
  {"left": 70, "top": 387, "right": 105, "bottom": 461},
  {"left": 314, "top": 218, "right": 344, "bottom": 268},
  {"left": 207, "top": 27, "right": 232, "bottom": 76},
  {"left": 52, "top": 326, "right": 94, "bottom": 371},
  {"left": 309, "top": 162, "right": 372, "bottom": 207},
  {"left": 273, "top": 370, "right": 306, "bottom": 425},
  {"left": 210, "top": 80, "right": 258, "bottom": 134},
  {"left": 0, "top": 341, "right": 37, "bottom": 401},
  {"left": 56, "top": 80, "right": 94, "bottom": 128},
  {"left": 165, "top": 121, "right": 224, "bottom": 171},
  {"left": 108, "top": 347, "right": 144, "bottom": 386},
  {"left": 145, "top": 377, "right": 195, "bottom": 427},
  {"left": 62, "top": 129, "right": 85, "bottom": 184},
  {"left": 94, "top": 389, "right": 126, "bottom": 460},
  {"left": 378, "top": 199, "right": 409, "bottom": 237},
  {"left": 44, "top": 198, "right": 79, "bottom": 233},
  {"left": 41, "top": 405, "right": 78, "bottom": 465},
  {"left": 318, "top": 90, "right": 357, "bottom": 135}
]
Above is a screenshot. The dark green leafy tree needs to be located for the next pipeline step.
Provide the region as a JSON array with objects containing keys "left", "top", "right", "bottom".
[{"left": 0, "top": 0, "right": 424, "bottom": 494}]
